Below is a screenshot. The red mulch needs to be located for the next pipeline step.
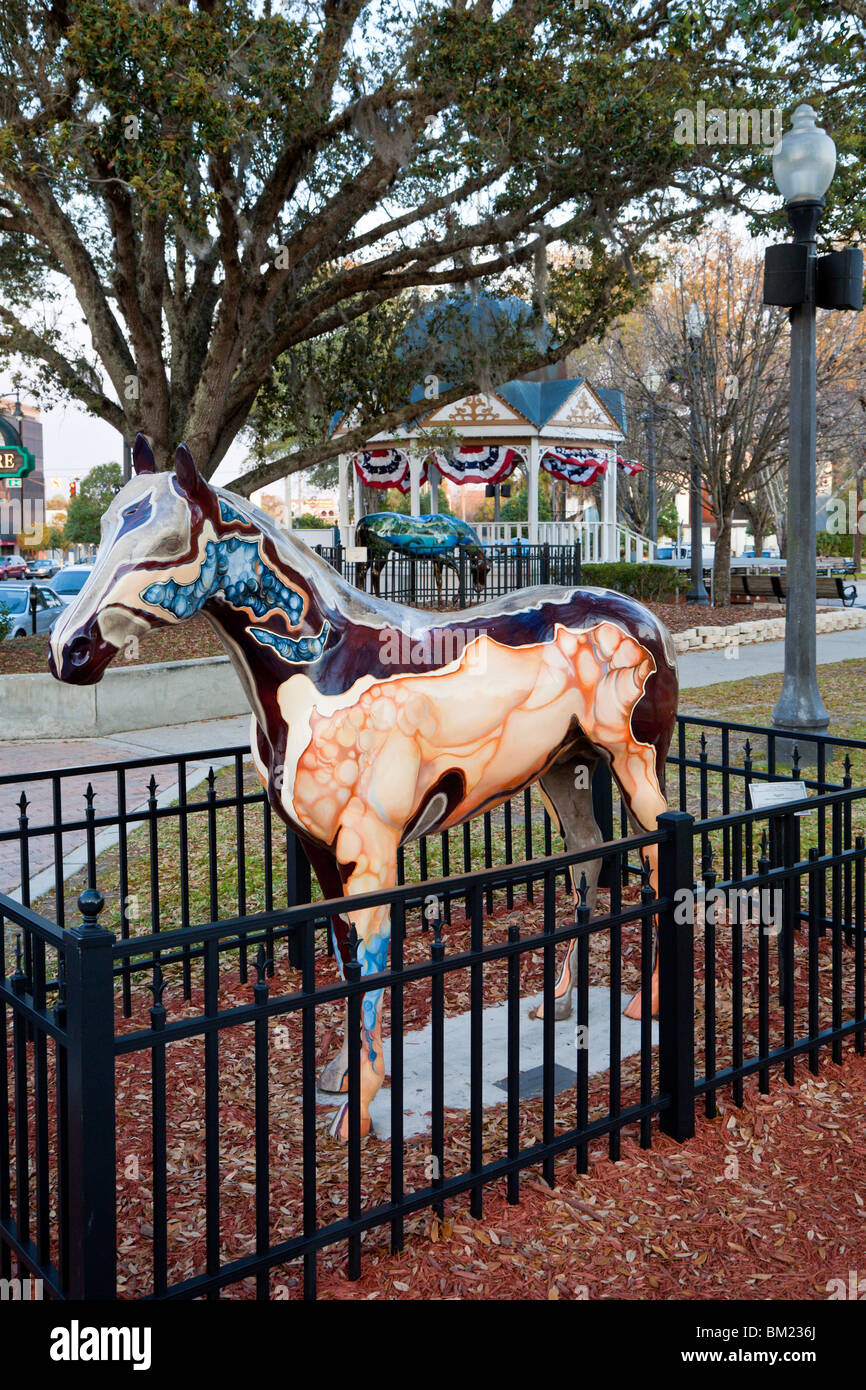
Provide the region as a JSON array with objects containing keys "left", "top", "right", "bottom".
[
  {"left": 316, "top": 1054, "right": 866, "bottom": 1300},
  {"left": 8, "top": 884, "right": 865, "bottom": 1302},
  {"left": 644, "top": 601, "right": 781, "bottom": 634}
]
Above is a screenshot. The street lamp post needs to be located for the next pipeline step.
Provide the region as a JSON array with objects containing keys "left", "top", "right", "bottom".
[
  {"left": 685, "top": 303, "right": 709, "bottom": 603},
  {"left": 12, "top": 387, "right": 24, "bottom": 443},
  {"left": 640, "top": 368, "right": 662, "bottom": 545},
  {"left": 765, "top": 104, "right": 841, "bottom": 747}
]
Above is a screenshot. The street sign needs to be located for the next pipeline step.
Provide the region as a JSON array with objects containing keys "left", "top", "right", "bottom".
[{"left": 0, "top": 444, "right": 36, "bottom": 480}]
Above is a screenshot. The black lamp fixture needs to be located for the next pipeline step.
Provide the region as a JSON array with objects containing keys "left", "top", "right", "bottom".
[
  {"left": 763, "top": 102, "right": 863, "bottom": 749},
  {"left": 684, "top": 303, "right": 709, "bottom": 603},
  {"left": 12, "top": 386, "right": 24, "bottom": 442}
]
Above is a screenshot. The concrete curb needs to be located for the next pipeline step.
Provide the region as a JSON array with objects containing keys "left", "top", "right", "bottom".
[{"left": 0, "top": 655, "right": 247, "bottom": 740}]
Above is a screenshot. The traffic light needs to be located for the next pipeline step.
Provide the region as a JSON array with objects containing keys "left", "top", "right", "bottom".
[{"left": 69, "top": 479, "right": 77, "bottom": 499}]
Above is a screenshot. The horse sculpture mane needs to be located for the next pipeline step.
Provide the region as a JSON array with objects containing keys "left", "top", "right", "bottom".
[{"left": 50, "top": 436, "right": 679, "bottom": 1140}]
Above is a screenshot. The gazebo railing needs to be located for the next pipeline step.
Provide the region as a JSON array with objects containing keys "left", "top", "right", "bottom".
[{"left": 335, "top": 519, "right": 654, "bottom": 564}]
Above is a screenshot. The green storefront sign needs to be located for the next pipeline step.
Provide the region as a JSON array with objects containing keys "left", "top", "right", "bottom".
[{"left": 0, "top": 442, "right": 36, "bottom": 480}]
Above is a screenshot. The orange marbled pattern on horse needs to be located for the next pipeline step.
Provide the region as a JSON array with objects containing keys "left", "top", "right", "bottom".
[{"left": 292, "top": 621, "right": 665, "bottom": 858}]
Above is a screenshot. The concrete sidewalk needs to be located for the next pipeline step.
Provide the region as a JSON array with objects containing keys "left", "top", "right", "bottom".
[{"left": 677, "top": 625, "right": 864, "bottom": 689}]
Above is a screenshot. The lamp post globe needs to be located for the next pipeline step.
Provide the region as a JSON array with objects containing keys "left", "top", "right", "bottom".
[{"left": 772, "top": 103, "right": 836, "bottom": 205}]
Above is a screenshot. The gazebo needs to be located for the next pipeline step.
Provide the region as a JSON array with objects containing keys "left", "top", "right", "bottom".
[{"left": 331, "top": 375, "right": 653, "bottom": 562}]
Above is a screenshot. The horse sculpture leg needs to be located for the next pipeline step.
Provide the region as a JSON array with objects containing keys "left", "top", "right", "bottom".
[
  {"left": 327, "top": 812, "right": 400, "bottom": 1140},
  {"left": 530, "top": 756, "right": 604, "bottom": 1022},
  {"left": 607, "top": 743, "right": 668, "bottom": 1018}
]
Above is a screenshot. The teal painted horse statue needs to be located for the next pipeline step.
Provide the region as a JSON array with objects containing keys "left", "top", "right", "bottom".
[{"left": 355, "top": 512, "right": 489, "bottom": 599}]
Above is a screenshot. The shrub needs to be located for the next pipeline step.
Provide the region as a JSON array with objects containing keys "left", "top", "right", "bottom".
[
  {"left": 582, "top": 561, "right": 684, "bottom": 602},
  {"left": 816, "top": 530, "right": 854, "bottom": 557},
  {"left": 0, "top": 604, "right": 11, "bottom": 642}
]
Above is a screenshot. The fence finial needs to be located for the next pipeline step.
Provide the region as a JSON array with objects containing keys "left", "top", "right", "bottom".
[{"left": 78, "top": 888, "right": 105, "bottom": 927}]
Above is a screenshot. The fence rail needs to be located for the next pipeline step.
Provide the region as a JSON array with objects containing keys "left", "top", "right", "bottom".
[
  {"left": 2, "top": 715, "right": 866, "bottom": 1299},
  {"left": 314, "top": 540, "right": 581, "bottom": 606}
]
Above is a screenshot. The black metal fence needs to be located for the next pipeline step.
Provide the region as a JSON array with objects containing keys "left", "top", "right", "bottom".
[
  {"left": 2, "top": 716, "right": 865, "bottom": 1299},
  {"left": 314, "top": 540, "right": 582, "bottom": 606}
]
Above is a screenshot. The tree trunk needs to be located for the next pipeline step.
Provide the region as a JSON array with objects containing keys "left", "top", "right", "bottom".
[
  {"left": 713, "top": 513, "right": 733, "bottom": 606},
  {"left": 752, "top": 524, "right": 764, "bottom": 557},
  {"left": 853, "top": 470, "right": 863, "bottom": 572}
]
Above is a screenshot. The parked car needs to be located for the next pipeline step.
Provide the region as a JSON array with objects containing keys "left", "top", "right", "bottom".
[
  {"left": 0, "top": 555, "right": 28, "bottom": 580},
  {"left": 0, "top": 583, "right": 66, "bottom": 639},
  {"left": 48, "top": 564, "right": 94, "bottom": 602},
  {"left": 26, "top": 559, "right": 61, "bottom": 580}
]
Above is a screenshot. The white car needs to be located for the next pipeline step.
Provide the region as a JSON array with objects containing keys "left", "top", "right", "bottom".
[{"left": 48, "top": 564, "right": 94, "bottom": 603}]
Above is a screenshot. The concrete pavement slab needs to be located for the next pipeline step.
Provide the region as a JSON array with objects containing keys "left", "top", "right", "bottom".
[{"left": 317, "top": 987, "right": 657, "bottom": 1140}]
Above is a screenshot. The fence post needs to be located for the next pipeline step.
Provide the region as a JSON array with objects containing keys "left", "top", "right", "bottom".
[
  {"left": 575, "top": 538, "right": 582, "bottom": 586},
  {"left": 656, "top": 810, "right": 696, "bottom": 1142},
  {"left": 64, "top": 889, "right": 117, "bottom": 1298},
  {"left": 541, "top": 542, "right": 550, "bottom": 585},
  {"left": 285, "top": 830, "right": 313, "bottom": 968}
]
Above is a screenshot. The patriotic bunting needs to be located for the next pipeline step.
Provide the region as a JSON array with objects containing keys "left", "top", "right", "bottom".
[
  {"left": 434, "top": 446, "right": 520, "bottom": 486},
  {"left": 617, "top": 456, "right": 644, "bottom": 476},
  {"left": 353, "top": 449, "right": 427, "bottom": 494},
  {"left": 540, "top": 448, "right": 608, "bottom": 486}
]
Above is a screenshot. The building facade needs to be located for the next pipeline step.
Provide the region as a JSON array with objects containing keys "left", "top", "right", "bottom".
[{"left": 0, "top": 402, "right": 46, "bottom": 556}]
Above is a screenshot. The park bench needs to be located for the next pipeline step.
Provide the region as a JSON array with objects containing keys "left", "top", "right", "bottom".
[{"left": 729, "top": 572, "right": 857, "bottom": 606}]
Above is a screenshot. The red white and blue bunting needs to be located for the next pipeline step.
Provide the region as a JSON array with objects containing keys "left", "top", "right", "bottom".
[
  {"left": 353, "top": 448, "right": 427, "bottom": 494},
  {"left": 617, "top": 456, "right": 644, "bottom": 476},
  {"left": 434, "top": 446, "right": 520, "bottom": 486},
  {"left": 540, "top": 448, "right": 608, "bottom": 486}
]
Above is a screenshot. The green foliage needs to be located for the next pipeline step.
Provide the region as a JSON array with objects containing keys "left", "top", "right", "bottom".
[
  {"left": 0, "top": 603, "right": 11, "bottom": 642},
  {"left": 817, "top": 529, "right": 854, "bottom": 557},
  {"left": 294, "top": 512, "right": 330, "bottom": 530},
  {"left": 3, "top": 0, "right": 849, "bottom": 487},
  {"left": 656, "top": 498, "right": 681, "bottom": 542},
  {"left": 582, "top": 561, "right": 685, "bottom": 602},
  {"left": 63, "top": 462, "right": 123, "bottom": 545}
]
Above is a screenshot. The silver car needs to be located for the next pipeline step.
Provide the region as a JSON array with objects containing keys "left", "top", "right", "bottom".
[
  {"left": 48, "top": 564, "right": 94, "bottom": 603},
  {"left": 0, "top": 583, "right": 66, "bottom": 640}
]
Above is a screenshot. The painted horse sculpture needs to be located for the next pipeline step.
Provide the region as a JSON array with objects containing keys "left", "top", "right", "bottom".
[
  {"left": 354, "top": 511, "right": 489, "bottom": 599},
  {"left": 49, "top": 437, "right": 679, "bottom": 1140}
]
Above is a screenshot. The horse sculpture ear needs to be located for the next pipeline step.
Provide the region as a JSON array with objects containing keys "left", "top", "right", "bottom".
[
  {"left": 173, "top": 443, "right": 209, "bottom": 502},
  {"left": 132, "top": 434, "right": 156, "bottom": 475}
]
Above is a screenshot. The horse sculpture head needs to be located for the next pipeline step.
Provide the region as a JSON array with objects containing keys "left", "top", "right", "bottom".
[
  {"left": 48, "top": 435, "right": 223, "bottom": 684},
  {"left": 50, "top": 431, "right": 335, "bottom": 691}
]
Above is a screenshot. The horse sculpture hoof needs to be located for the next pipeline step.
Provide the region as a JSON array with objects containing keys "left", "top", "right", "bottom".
[
  {"left": 528, "top": 995, "right": 573, "bottom": 1022},
  {"left": 327, "top": 1102, "right": 373, "bottom": 1142},
  {"left": 317, "top": 1058, "right": 349, "bottom": 1094},
  {"left": 623, "top": 978, "right": 660, "bottom": 1020}
]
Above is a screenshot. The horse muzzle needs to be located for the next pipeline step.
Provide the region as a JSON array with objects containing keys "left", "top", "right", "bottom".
[{"left": 49, "top": 621, "right": 118, "bottom": 685}]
